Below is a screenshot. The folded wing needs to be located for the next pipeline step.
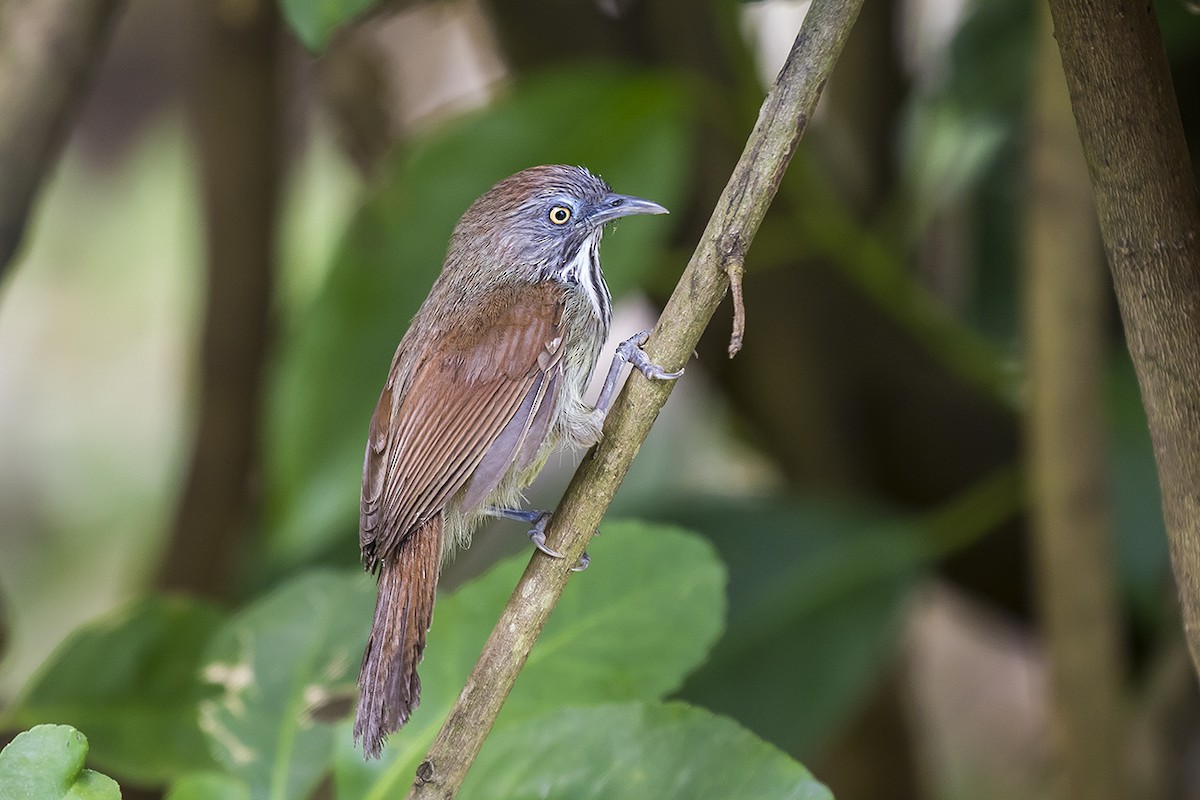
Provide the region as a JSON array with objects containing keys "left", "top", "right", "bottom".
[{"left": 360, "top": 281, "right": 568, "bottom": 567}]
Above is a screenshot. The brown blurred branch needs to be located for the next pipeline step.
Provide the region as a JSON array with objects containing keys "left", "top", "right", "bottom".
[
  {"left": 404, "top": 2, "right": 864, "bottom": 797},
  {"left": 1024, "top": 7, "right": 1125, "bottom": 800},
  {"left": 0, "top": 0, "right": 121, "bottom": 275},
  {"left": 157, "top": 0, "right": 281, "bottom": 599},
  {"left": 1046, "top": 2, "right": 1200, "bottom": 675}
]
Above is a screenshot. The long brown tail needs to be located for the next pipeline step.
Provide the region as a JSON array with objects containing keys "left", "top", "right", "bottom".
[{"left": 354, "top": 517, "right": 443, "bottom": 759}]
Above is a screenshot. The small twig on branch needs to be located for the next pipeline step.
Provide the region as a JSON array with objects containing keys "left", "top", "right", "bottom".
[
  {"left": 725, "top": 253, "right": 746, "bottom": 358},
  {"left": 405, "top": 1, "right": 864, "bottom": 797}
]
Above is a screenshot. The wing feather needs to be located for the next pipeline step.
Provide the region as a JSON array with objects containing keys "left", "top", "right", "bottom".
[{"left": 360, "top": 282, "right": 568, "bottom": 565}]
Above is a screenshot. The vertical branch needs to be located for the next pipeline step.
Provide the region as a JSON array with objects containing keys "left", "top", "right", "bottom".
[
  {"left": 1045, "top": 1, "right": 1200, "bottom": 673},
  {"left": 0, "top": 0, "right": 122, "bottom": 275},
  {"left": 1024, "top": 6, "right": 1126, "bottom": 799},
  {"left": 405, "top": 2, "right": 865, "bottom": 797},
  {"left": 157, "top": 0, "right": 281, "bottom": 599}
]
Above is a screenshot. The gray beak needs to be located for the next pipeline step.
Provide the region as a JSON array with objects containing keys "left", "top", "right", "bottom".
[{"left": 587, "top": 192, "right": 669, "bottom": 227}]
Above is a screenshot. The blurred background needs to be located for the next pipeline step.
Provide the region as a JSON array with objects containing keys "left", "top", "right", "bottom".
[{"left": 2, "top": 0, "right": 1200, "bottom": 797}]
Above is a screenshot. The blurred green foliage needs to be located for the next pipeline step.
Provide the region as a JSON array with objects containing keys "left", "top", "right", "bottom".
[
  {"left": 648, "top": 469, "right": 1019, "bottom": 758},
  {"left": 280, "top": 0, "right": 377, "bottom": 51},
  {"left": 10, "top": 599, "right": 224, "bottom": 784},
  {"left": 166, "top": 773, "right": 252, "bottom": 800},
  {"left": 669, "top": 497, "right": 924, "bottom": 757},
  {"left": 1108, "top": 355, "right": 1170, "bottom": 628}
]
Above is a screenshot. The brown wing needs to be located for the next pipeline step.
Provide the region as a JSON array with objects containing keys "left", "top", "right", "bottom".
[{"left": 360, "top": 282, "right": 567, "bottom": 566}]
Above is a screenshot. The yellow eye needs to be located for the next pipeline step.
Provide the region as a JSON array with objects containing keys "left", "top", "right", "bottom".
[{"left": 549, "top": 205, "right": 572, "bottom": 225}]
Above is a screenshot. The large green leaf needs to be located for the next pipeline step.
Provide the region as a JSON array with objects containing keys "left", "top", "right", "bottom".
[
  {"left": 9, "top": 597, "right": 225, "bottom": 784},
  {"left": 655, "top": 473, "right": 1019, "bottom": 759},
  {"left": 0, "top": 725, "right": 120, "bottom": 800},
  {"left": 198, "top": 571, "right": 375, "bottom": 800},
  {"left": 333, "top": 520, "right": 725, "bottom": 800},
  {"left": 461, "top": 703, "right": 832, "bottom": 800},
  {"left": 264, "top": 68, "right": 694, "bottom": 571},
  {"left": 663, "top": 497, "right": 922, "bottom": 757},
  {"left": 278, "top": 0, "right": 377, "bottom": 52}
]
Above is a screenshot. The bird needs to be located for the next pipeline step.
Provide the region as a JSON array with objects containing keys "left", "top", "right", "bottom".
[{"left": 353, "top": 164, "right": 679, "bottom": 758}]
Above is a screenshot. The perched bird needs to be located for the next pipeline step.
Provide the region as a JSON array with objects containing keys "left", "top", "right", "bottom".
[{"left": 354, "top": 164, "right": 679, "bottom": 758}]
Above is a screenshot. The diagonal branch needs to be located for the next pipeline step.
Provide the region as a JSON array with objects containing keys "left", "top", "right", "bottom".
[{"left": 406, "top": 1, "right": 865, "bottom": 797}]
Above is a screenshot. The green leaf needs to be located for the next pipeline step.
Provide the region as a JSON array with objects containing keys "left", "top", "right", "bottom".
[
  {"left": 264, "top": 67, "right": 694, "bottom": 571},
  {"left": 167, "top": 772, "right": 252, "bottom": 800},
  {"left": 278, "top": 0, "right": 377, "bottom": 52},
  {"left": 504, "top": 520, "right": 725, "bottom": 720},
  {"left": 658, "top": 474, "right": 1019, "bottom": 759},
  {"left": 658, "top": 497, "right": 928, "bottom": 757},
  {"left": 10, "top": 597, "right": 226, "bottom": 785},
  {"left": 198, "top": 570, "right": 376, "bottom": 800},
  {"left": 333, "top": 520, "right": 725, "bottom": 800},
  {"left": 0, "top": 725, "right": 121, "bottom": 800},
  {"left": 461, "top": 703, "right": 832, "bottom": 800}
]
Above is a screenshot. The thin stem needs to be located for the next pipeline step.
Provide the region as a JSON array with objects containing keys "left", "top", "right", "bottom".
[{"left": 405, "top": 1, "right": 865, "bottom": 797}]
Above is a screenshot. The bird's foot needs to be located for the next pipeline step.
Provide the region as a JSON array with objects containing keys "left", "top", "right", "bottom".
[
  {"left": 619, "top": 330, "right": 686, "bottom": 382},
  {"left": 525, "top": 511, "right": 563, "bottom": 559},
  {"left": 487, "top": 506, "right": 590, "bottom": 569},
  {"left": 595, "top": 330, "right": 684, "bottom": 413}
]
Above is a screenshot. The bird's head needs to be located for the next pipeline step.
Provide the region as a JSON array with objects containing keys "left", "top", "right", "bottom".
[{"left": 448, "top": 164, "right": 668, "bottom": 281}]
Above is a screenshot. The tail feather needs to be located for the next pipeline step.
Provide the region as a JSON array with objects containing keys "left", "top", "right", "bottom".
[{"left": 354, "top": 517, "right": 443, "bottom": 759}]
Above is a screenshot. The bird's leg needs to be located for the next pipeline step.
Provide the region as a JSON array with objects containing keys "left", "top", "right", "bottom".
[
  {"left": 594, "top": 330, "right": 684, "bottom": 415},
  {"left": 485, "top": 507, "right": 589, "bottom": 571},
  {"left": 486, "top": 507, "right": 557, "bottom": 556}
]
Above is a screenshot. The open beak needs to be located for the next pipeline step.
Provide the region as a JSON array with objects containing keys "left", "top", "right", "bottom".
[{"left": 586, "top": 192, "right": 669, "bottom": 227}]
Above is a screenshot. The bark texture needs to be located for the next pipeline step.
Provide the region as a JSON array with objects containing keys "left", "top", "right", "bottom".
[{"left": 1046, "top": 0, "right": 1200, "bottom": 673}]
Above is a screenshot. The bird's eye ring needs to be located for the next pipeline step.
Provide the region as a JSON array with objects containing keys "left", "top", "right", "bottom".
[{"left": 549, "top": 206, "right": 572, "bottom": 225}]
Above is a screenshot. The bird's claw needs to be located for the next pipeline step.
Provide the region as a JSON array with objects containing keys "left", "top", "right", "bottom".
[
  {"left": 527, "top": 513, "right": 564, "bottom": 559},
  {"left": 529, "top": 530, "right": 564, "bottom": 559},
  {"left": 594, "top": 330, "right": 685, "bottom": 414},
  {"left": 617, "top": 330, "right": 685, "bottom": 381},
  {"left": 531, "top": 528, "right": 589, "bottom": 571},
  {"left": 490, "top": 506, "right": 592, "bottom": 569}
]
